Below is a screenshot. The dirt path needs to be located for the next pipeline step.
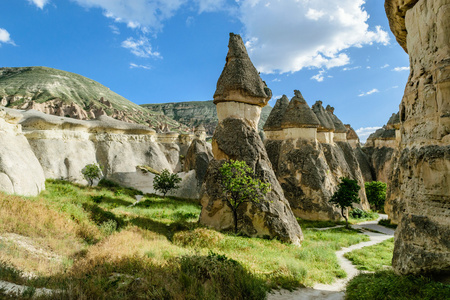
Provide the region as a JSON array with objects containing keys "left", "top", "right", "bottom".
[{"left": 268, "top": 215, "right": 394, "bottom": 300}]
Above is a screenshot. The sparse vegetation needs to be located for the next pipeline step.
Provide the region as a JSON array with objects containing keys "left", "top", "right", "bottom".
[
  {"left": 329, "top": 177, "right": 361, "bottom": 228},
  {"left": 346, "top": 270, "right": 450, "bottom": 300},
  {"left": 218, "top": 160, "right": 271, "bottom": 233},
  {"left": 152, "top": 169, "right": 182, "bottom": 197},
  {"left": 0, "top": 179, "right": 373, "bottom": 298}
]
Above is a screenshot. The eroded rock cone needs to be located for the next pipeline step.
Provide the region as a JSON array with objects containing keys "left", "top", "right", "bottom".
[{"left": 200, "top": 118, "right": 303, "bottom": 245}]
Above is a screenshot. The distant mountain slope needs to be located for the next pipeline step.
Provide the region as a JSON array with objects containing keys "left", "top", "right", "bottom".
[
  {"left": 142, "top": 100, "right": 272, "bottom": 135},
  {"left": 0, "top": 66, "right": 189, "bottom": 132}
]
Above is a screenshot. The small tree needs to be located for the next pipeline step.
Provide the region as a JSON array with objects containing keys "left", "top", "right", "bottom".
[
  {"left": 219, "top": 160, "right": 271, "bottom": 233},
  {"left": 329, "top": 177, "right": 360, "bottom": 228},
  {"left": 81, "top": 163, "right": 103, "bottom": 187},
  {"left": 153, "top": 169, "right": 181, "bottom": 197},
  {"left": 365, "top": 181, "right": 387, "bottom": 212}
]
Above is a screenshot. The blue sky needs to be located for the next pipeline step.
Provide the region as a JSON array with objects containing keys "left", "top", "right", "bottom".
[{"left": 0, "top": 0, "right": 410, "bottom": 142}]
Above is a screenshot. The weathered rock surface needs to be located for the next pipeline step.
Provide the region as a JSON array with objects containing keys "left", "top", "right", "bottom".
[
  {"left": 264, "top": 95, "right": 289, "bottom": 131},
  {"left": 183, "top": 138, "right": 213, "bottom": 185},
  {"left": 312, "top": 101, "right": 335, "bottom": 132},
  {"left": 0, "top": 107, "right": 45, "bottom": 196},
  {"left": 281, "top": 91, "right": 320, "bottom": 129},
  {"left": 385, "top": 0, "right": 450, "bottom": 277},
  {"left": 200, "top": 118, "right": 303, "bottom": 245}
]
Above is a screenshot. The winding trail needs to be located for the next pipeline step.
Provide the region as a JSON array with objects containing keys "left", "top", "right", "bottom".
[{"left": 268, "top": 215, "right": 395, "bottom": 300}]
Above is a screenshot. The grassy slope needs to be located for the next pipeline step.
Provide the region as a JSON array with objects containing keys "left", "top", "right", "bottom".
[
  {"left": 0, "top": 180, "right": 370, "bottom": 299},
  {"left": 344, "top": 238, "right": 394, "bottom": 272},
  {"left": 0, "top": 67, "right": 188, "bottom": 130}
]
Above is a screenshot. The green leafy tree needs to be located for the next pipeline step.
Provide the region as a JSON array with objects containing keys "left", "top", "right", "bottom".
[
  {"left": 329, "top": 177, "right": 361, "bottom": 228},
  {"left": 81, "top": 163, "right": 103, "bottom": 187},
  {"left": 153, "top": 169, "right": 182, "bottom": 197},
  {"left": 365, "top": 181, "right": 387, "bottom": 212},
  {"left": 219, "top": 160, "right": 271, "bottom": 233}
]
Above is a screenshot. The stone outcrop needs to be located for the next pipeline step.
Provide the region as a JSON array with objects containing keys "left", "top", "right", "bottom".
[
  {"left": 200, "top": 33, "right": 303, "bottom": 245},
  {"left": 183, "top": 126, "right": 214, "bottom": 185},
  {"left": 346, "top": 124, "right": 374, "bottom": 183},
  {"left": 264, "top": 94, "right": 369, "bottom": 221},
  {"left": 385, "top": 0, "right": 450, "bottom": 277},
  {"left": 0, "top": 107, "right": 45, "bottom": 196}
]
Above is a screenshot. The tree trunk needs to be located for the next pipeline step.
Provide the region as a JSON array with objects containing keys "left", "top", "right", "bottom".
[
  {"left": 342, "top": 207, "right": 349, "bottom": 229},
  {"left": 233, "top": 209, "right": 238, "bottom": 233}
]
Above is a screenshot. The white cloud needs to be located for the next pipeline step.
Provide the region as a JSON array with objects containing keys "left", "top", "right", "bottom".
[
  {"left": 342, "top": 66, "right": 361, "bottom": 71},
  {"left": 27, "top": 0, "right": 49, "bottom": 9},
  {"left": 109, "top": 25, "right": 120, "bottom": 35},
  {"left": 311, "top": 70, "right": 326, "bottom": 82},
  {"left": 356, "top": 126, "right": 382, "bottom": 143},
  {"left": 195, "top": 0, "right": 227, "bottom": 13},
  {"left": 381, "top": 63, "right": 389, "bottom": 69},
  {"left": 239, "top": 0, "right": 390, "bottom": 73},
  {"left": 272, "top": 78, "right": 281, "bottom": 82},
  {"left": 358, "top": 88, "right": 379, "bottom": 97},
  {"left": 0, "top": 28, "right": 14, "bottom": 45},
  {"left": 121, "top": 36, "right": 161, "bottom": 58},
  {"left": 73, "top": 0, "right": 187, "bottom": 33},
  {"left": 393, "top": 66, "right": 410, "bottom": 72},
  {"left": 130, "top": 63, "right": 151, "bottom": 69}
]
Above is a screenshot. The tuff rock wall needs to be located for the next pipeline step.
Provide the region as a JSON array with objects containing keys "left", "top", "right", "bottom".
[{"left": 385, "top": 0, "right": 450, "bottom": 277}]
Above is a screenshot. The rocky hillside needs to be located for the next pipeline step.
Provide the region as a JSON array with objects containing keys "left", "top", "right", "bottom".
[
  {"left": 0, "top": 67, "right": 189, "bottom": 133},
  {"left": 142, "top": 100, "right": 272, "bottom": 135}
]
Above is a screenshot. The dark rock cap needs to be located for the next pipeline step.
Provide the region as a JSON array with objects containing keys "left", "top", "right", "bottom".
[
  {"left": 345, "top": 124, "right": 359, "bottom": 140},
  {"left": 281, "top": 90, "right": 320, "bottom": 129},
  {"left": 263, "top": 95, "right": 290, "bottom": 131},
  {"left": 367, "top": 127, "right": 396, "bottom": 140},
  {"left": 312, "top": 101, "right": 335, "bottom": 132},
  {"left": 325, "top": 105, "right": 347, "bottom": 133},
  {"left": 213, "top": 33, "right": 272, "bottom": 107}
]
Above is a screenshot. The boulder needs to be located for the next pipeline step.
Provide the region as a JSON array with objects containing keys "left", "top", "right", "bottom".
[{"left": 183, "top": 138, "right": 214, "bottom": 184}]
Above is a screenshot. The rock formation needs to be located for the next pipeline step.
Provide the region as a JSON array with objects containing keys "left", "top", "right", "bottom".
[
  {"left": 385, "top": 0, "right": 450, "bottom": 277},
  {"left": 346, "top": 124, "right": 374, "bottom": 183},
  {"left": 200, "top": 33, "right": 303, "bottom": 245},
  {"left": 264, "top": 95, "right": 370, "bottom": 221},
  {"left": 183, "top": 125, "right": 214, "bottom": 185},
  {"left": 0, "top": 107, "right": 45, "bottom": 196},
  {"left": 0, "top": 106, "right": 204, "bottom": 199}
]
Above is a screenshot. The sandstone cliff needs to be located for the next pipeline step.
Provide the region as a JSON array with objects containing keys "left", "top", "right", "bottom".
[{"left": 385, "top": 0, "right": 450, "bottom": 277}]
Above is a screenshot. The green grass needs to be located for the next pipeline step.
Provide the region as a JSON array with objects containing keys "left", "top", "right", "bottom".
[
  {"left": 344, "top": 238, "right": 394, "bottom": 271},
  {"left": 346, "top": 270, "right": 450, "bottom": 300},
  {"left": 0, "top": 180, "right": 373, "bottom": 298}
]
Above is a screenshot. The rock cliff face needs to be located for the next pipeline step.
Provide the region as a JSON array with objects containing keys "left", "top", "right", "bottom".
[
  {"left": 0, "top": 67, "right": 190, "bottom": 133},
  {"left": 200, "top": 33, "right": 303, "bottom": 245},
  {"left": 264, "top": 96, "right": 369, "bottom": 221},
  {"left": 0, "top": 107, "right": 45, "bottom": 196},
  {"left": 0, "top": 106, "right": 202, "bottom": 199},
  {"left": 385, "top": 0, "right": 450, "bottom": 277},
  {"left": 142, "top": 100, "right": 273, "bottom": 136}
]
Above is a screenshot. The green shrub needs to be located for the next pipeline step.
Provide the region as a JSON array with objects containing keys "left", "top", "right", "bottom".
[
  {"left": 346, "top": 270, "right": 450, "bottom": 300},
  {"left": 153, "top": 169, "right": 181, "bottom": 197},
  {"left": 349, "top": 207, "right": 370, "bottom": 219},
  {"left": 365, "top": 181, "right": 387, "bottom": 212},
  {"left": 329, "top": 177, "right": 360, "bottom": 228},
  {"left": 81, "top": 163, "right": 103, "bottom": 187}
]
